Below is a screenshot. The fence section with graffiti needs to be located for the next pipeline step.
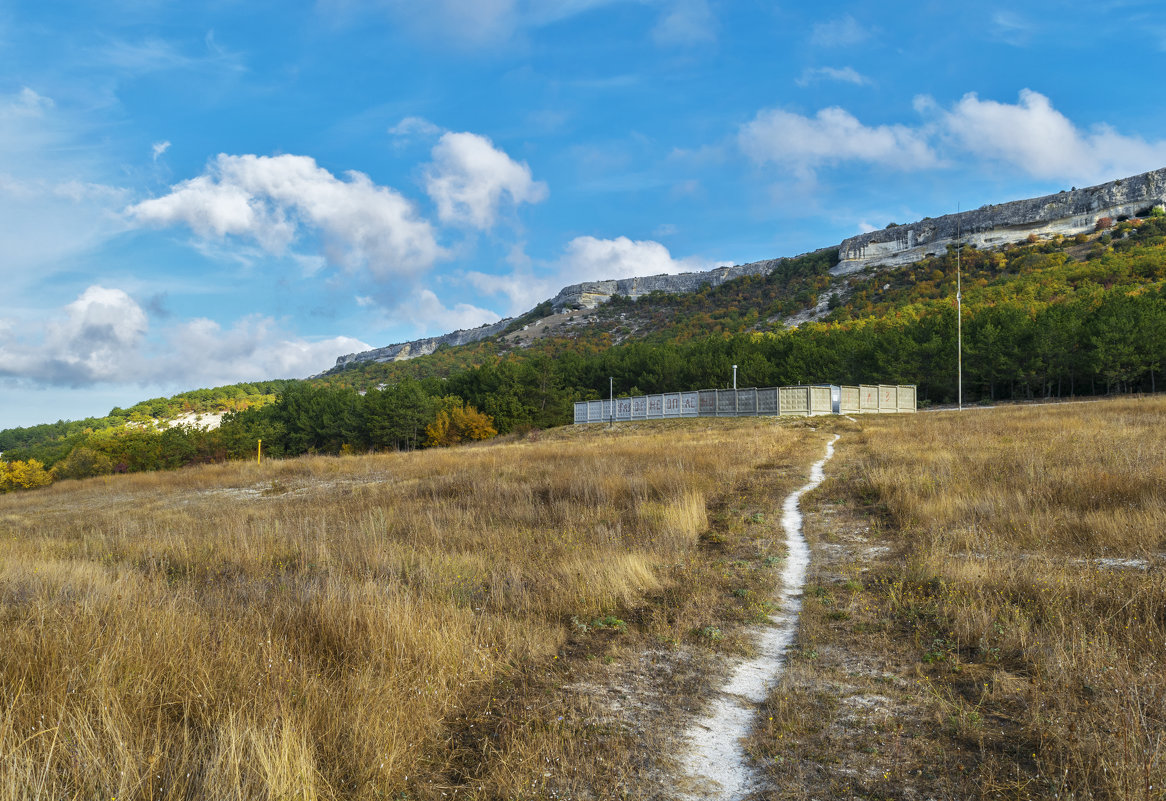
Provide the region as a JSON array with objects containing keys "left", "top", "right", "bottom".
[{"left": 573, "top": 384, "right": 916, "bottom": 424}]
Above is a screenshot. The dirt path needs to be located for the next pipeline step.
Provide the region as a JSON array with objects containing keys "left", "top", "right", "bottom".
[{"left": 678, "top": 434, "right": 840, "bottom": 799}]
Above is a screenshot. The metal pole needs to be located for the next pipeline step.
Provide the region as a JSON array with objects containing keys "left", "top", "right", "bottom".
[
  {"left": 957, "top": 204, "right": 963, "bottom": 411},
  {"left": 732, "top": 365, "right": 738, "bottom": 415},
  {"left": 609, "top": 377, "right": 613, "bottom": 427},
  {"left": 257, "top": 438, "right": 262, "bottom": 465}
]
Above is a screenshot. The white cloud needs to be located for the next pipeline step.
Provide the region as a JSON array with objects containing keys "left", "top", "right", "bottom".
[
  {"left": 466, "top": 235, "right": 719, "bottom": 314},
  {"left": 0, "top": 89, "right": 130, "bottom": 277},
  {"left": 152, "top": 140, "right": 171, "bottom": 161},
  {"left": 0, "top": 285, "right": 371, "bottom": 386},
  {"left": 991, "top": 11, "right": 1035, "bottom": 45},
  {"left": 163, "top": 316, "right": 371, "bottom": 382},
  {"left": 560, "top": 235, "right": 691, "bottom": 282},
  {"left": 739, "top": 105, "right": 938, "bottom": 177},
  {"left": 809, "top": 14, "right": 869, "bottom": 47},
  {"left": 388, "top": 116, "right": 443, "bottom": 138},
  {"left": 652, "top": 0, "right": 716, "bottom": 46},
  {"left": 11, "top": 87, "right": 54, "bottom": 115},
  {"left": 739, "top": 89, "right": 1166, "bottom": 189},
  {"left": 424, "top": 132, "right": 547, "bottom": 229},
  {"left": 938, "top": 89, "right": 1166, "bottom": 183},
  {"left": 340, "top": 0, "right": 625, "bottom": 48},
  {"left": 795, "top": 66, "right": 872, "bottom": 87},
  {"left": 0, "top": 286, "right": 147, "bottom": 384},
  {"left": 402, "top": 289, "right": 502, "bottom": 332},
  {"left": 96, "top": 36, "right": 245, "bottom": 75},
  {"left": 127, "top": 153, "right": 446, "bottom": 279}
]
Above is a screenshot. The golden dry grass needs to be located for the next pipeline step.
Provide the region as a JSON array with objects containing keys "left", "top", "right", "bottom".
[
  {"left": 797, "top": 396, "right": 1166, "bottom": 799},
  {"left": 0, "top": 417, "right": 823, "bottom": 800}
]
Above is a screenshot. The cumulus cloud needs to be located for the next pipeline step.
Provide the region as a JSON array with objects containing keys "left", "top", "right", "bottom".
[
  {"left": 403, "top": 289, "right": 502, "bottom": 332},
  {"left": 809, "top": 14, "right": 869, "bottom": 47},
  {"left": 424, "top": 132, "right": 547, "bottom": 229},
  {"left": 739, "top": 89, "right": 1166, "bottom": 187},
  {"left": 127, "top": 153, "right": 446, "bottom": 279},
  {"left": 937, "top": 89, "right": 1166, "bottom": 183},
  {"left": 795, "top": 66, "right": 872, "bottom": 87},
  {"left": 558, "top": 235, "right": 693, "bottom": 282},
  {"left": 163, "top": 316, "right": 371, "bottom": 382},
  {"left": 0, "top": 285, "right": 371, "bottom": 386},
  {"left": 739, "top": 106, "right": 938, "bottom": 177},
  {"left": 0, "top": 286, "right": 147, "bottom": 384},
  {"left": 466, "top": 235, "right": 720, "bottom": 314}
]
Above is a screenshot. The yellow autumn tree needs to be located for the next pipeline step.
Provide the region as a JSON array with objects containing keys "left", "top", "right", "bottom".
[
  {"left": 0, "top": 459, "right": 53, "bottom": 492},
  {"left": 425, "top": 397, "right": 498, "bottom": 447}
]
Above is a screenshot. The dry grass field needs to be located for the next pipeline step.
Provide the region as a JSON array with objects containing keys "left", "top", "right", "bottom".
[
  {"left": 0, "top": 417, "right": 827, "bottom": 800},
  {"left": 755, "top": 396, "right": 1166, "bottom": 800}
]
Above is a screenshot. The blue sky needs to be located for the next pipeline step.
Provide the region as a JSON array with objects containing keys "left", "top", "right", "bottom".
[{"left": 3, "top": 0, "right": 1166, "bottom": 428}]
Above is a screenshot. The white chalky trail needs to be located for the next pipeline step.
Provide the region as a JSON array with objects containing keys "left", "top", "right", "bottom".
[{"left": 679, "top": 434, "right": 840, "bottom": 800}]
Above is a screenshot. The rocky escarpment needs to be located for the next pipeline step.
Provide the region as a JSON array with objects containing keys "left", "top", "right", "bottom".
[
  {"left": 835, "top": 168, "right": 1166, "bottom": 274},
  {"left": 548, "top": 256, "right": 808, "bottom": 311},
  {"left": 331, "top": 166, "right": 1166, "bottom": 370},
  {"left": 332, "top": 318, "right": 513, "bottom": 368}
]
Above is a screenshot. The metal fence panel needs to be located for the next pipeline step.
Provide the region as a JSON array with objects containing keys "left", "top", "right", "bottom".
[
  {"left": 840, "top": 386, "right": 860, "bottom": 414},
  {"left": 878, "top": 385, "right": 896, "bottom": 413},
  {"left": 574, "top": 402, "right": 586, "bottom": 423},
  {"left": 779, "top": 386, "right": 809, "bottom": 416},
  {"left": 897, "top": 385, "right": 916, "bottom": 412},
  {"left": 647, "top": 394, "right": 664, "bottom": 419}
]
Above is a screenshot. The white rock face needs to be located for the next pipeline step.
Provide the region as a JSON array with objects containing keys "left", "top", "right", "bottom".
[
  {"left": 834, "top": 168, "right": 1166, "bottom": 274},
  {"left": 332, "top": 317, "right": 512, "bottom": 368},
  {"left": 330, "top": 167, "right": 1166, "bottom": 369}
]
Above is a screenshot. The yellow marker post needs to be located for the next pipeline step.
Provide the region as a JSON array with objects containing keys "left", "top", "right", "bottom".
[{"left": 257, "top": 439, "right": 262, "bottom": 465}]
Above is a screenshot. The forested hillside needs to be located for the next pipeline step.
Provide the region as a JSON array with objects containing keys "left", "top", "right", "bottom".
[{"left": 2, "top": 215, "right": 1163, "bottom": 489}]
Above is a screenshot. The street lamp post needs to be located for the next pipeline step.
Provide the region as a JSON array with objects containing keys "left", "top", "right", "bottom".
[
  {"left": 733, "top": 364, "right": 738, "bottom": 415},
  {"left": 956, "top": 206, "right": 963, "bottom": 411}
]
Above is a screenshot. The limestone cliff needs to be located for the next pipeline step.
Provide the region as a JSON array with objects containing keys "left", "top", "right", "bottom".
[
  {"left": 547, "top": 257, "right": 797, "bottom": 311},
  {"left": 835, "top": 168, "right": 1166, "bottom": 273},
  {"left": 332, "top": 166, "right": 1166, "bottom": 370},
  {"left": 332, "top": 318, "right": 513, "bottom": 368}
]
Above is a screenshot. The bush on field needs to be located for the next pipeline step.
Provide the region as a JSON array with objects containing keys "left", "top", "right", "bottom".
[
  {"left": 0, "top": 458, "right": 53, "bottom": 491},
  {"left": 425, "top": 397, "right": 498, "bottom": 447},
  {"left": 50, "top": 446, "right": 115, "bottom": 481}
]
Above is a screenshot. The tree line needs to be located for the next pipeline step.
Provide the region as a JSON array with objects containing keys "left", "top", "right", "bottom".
[{"left": 2, "top": 219, "right": 1163, "bottom": 491}]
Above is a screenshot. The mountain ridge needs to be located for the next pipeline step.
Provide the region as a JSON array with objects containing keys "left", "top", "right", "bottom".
[{"left": 331, "top": 167, "right": 1166, "bottom": 370}]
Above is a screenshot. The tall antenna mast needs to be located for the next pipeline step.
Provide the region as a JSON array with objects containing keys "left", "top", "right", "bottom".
[{"left": 956, "top": 204, "right": 963, "bottom": 411}]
